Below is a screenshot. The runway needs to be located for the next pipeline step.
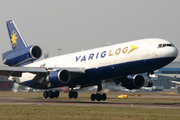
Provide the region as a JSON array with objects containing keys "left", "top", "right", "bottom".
[{"left": 0, "top": 97, "right": 180, "bottom": 109}]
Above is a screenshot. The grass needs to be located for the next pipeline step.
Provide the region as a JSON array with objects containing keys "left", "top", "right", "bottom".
[
  {"left": 0, "top": 105, "right": 180, "bottom": 120},
  {"left": 0, "top": 91, "right": 180, "bottom": 119}
]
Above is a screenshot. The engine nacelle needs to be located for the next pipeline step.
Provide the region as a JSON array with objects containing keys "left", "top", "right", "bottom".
[
  {"left": 121, "top": 74, "right": 145, "bottom": 90},
  {"left": 47, "top": 69, "right": 71, "bottom": 85},
  {"left": 3, "top": 45, "right": 42, "bottom": 66}
]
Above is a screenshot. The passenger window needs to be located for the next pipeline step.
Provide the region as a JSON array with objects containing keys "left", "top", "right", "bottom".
[{"left": 158, "top": 44, "right": 162, "bottom": 48}]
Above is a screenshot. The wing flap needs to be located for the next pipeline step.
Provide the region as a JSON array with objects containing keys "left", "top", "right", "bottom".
[
  {"left": 46, "top": 67, "right": 85, "bottom": 73},
  {"left": 0, "top": 66, "right": 86, "bottom": 78},
  {"left": 0, "top": 66, "right": 48, "bottom": 77}
]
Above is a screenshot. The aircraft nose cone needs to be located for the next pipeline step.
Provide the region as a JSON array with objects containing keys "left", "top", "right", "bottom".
[
  {"left": 167, "top": 47, "right": 178, "bottom": 58},
  {"left": 158, "top": 46, "right": 178, "bottom": 59},
  {"left": 172, "top": 47, "right": 178, "bottom": 58}
]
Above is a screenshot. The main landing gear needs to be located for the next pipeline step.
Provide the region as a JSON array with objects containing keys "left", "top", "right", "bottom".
[
  {"left": 43, "top": 90, "right": 59, "bottom": 99},
  {"left": 145, "top": 72, "right": 153, "bottom": 87},
  {"left": 43, "top": 82, "right": 107, "bottom": 101},
  {"left": 146, "top": 81, "right": 153, "bottom": 87},
  {"left": 91, "top": 93, "right": 107, "bottom": 101},
  {"left": 68, "top": 90, "right": 78, "bottom": 99},
  {"left": 90, "top": 82, "right": 107, "bottom": 101}
]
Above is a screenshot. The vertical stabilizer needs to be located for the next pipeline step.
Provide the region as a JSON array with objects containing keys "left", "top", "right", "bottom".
[{"left": 6, "top": 20, "right": 27, "bottom": 51}]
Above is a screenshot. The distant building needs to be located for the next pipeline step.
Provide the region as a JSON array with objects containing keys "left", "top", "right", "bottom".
[
  {"left": 153, "top": 61, "right": 180, "bottom": 89},
  {"left": 0, "top": 76, "right": 13, "bottom": 91}
]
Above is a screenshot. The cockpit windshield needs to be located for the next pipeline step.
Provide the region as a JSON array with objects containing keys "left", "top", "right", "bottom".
[{"left": 158, "top": 44, "right": 174, "bottom": 48}]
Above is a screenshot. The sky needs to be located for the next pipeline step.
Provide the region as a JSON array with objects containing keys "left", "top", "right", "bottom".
[{"left": 0, "top": 1, "right": 180, "bottom": 65}]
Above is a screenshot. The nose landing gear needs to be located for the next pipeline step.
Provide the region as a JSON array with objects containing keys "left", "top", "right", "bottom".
[
  {"left": 146, "top": 81, "right": 153, "bottom": 87},
  {"left": 145, "top": 72, "right": 154, "bottom": 87}
]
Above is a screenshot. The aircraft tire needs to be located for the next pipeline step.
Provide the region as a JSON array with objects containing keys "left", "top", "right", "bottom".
[
  {"left": 69, "top": 91, "right": 73, "bottom": 98},
  {"left": 54, "top": 90, "right": 59, "bottom": 98},
  {"left": 146, "top": 81, "right": 150, "bottom": 87},
  {"left": 91, "top": 94, "right": 96, "bottom": 101},
  {"left": 101, "top": 93, "right": 107, "bottom": 101},
  {"left": 43, "top": 91, "right": 49, "bottom": 99},
  {"left": 48, "top": 90, "right": 54, "bottom": 99},
  {"left": 146, "top": 81, "right": 153, "bottom": 87},
  {"left": 73, "top": 91, "right": 78, "bottom": 99},
  {"left": 149, "top": 82, "right": 153, "bottom": 87},
  {"left": 96, "top": 93, "right": 101, "bottom": 101}
]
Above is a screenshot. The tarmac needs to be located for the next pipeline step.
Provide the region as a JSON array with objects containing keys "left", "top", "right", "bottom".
[{"left": 0, "top": 96, "right": 180, "bottom": 109}]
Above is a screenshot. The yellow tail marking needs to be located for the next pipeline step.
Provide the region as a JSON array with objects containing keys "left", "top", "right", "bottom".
[{"left": 11, "top": 31, "right": 17, "bottom": 47}]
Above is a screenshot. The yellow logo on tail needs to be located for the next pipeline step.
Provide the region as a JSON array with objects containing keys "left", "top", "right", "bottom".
[
  {"left": 128, "top": 45, "right": 139, "bottom": 54},
  {"left": 11, "top": 31, "right": 17, "bottom": 47}
]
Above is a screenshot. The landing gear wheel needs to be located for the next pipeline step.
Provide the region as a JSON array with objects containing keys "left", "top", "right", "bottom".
[
  {"left": 48, "top": 90, "right": 54, "bottom": 99},
  {"left": 101, "top": 93, "right": 107, "bottom": 101},
  {"left": 69, "top": 91, "right": 73, "bottom": 98},
  {"left": 149, "top": 82, "right": 153, "bottom": 87},
  {"left": 96, "top": 93, "right": 102, "bottom": 101},
  {"left": 146, "top": 81, "right": 153, "bottom": 87},
  {"left": 43, "top": 91, "right": 49, "bottom": 99},
  {"left": 69, "top": 90, "right": 78, "bottom": 99},
  {"left": 54, "top": 90, "right": 59, "bottom": 98},
  {"left": 73, "top": 91, "right": 78, "bottom": 99},
  {"left": 91, "top": 94, "right": 96, "bottom": 101}
]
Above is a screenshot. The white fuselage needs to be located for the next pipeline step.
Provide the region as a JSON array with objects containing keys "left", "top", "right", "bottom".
[{"left": 16, "top": 38, "right": 178, "bottom": 84}]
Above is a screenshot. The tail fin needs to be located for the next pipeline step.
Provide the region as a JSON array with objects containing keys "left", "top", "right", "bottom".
[
  {"left": 6, "top": 20, "right": 27, "bottom": 51},
  {"left": 3, "top": 20, "right": 42, "bottom": 66}
]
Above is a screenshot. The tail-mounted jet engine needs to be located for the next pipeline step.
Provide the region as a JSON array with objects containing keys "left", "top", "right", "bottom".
[
  {"left": 121, "top": 74, "right": 145, "bottom": 90},
  {"left": 3, "top": 45, "right": 42, "bottom": 66},
  {"left": 46, "top": 69, "right": 71, "bottom": 85}
]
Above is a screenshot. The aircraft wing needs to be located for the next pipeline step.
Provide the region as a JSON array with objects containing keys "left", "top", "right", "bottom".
[
  {"left": 159, "top": 74, "right": 180, "bottom": 78},
  {"left": 170, "top": 80, "right": 180, "bottom": 84},
  {"left": 0, "top": 66, "right": 86, "bottom": 78}
]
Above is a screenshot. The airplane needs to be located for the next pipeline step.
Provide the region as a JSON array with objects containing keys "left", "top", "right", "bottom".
[
  {"left": 0, "top": 20, "right": 178, "bottom": 101},
  {"left": 170, "top": 80, "right": 180, "bottom": 85}
]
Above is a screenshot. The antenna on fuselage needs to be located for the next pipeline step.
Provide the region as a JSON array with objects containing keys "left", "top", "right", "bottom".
[
  {"left": 104, "top": 43, "right": 110, "bottom": 46},
  {"left": 57, "top": 48, "right": 62, "bottom": 55},
  {"left": 44, "top": 49, "right": 49, "bottom": 59}
]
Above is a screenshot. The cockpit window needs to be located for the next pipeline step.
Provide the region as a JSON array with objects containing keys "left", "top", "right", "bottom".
[
  {"left": 171, "top": 43, "right": 175, "bottom": 47},
  {"left": 158, "top": 44, "right": 174, "bottom": 48},
  {"left": 163, "top": 44, "right": 166, "bottom": 47},
  {"left": 167, "top": 44, "right": 172, "bottom": 47},
  {"left": 158, "top": 44, "right": 162, "bottom": 48}
]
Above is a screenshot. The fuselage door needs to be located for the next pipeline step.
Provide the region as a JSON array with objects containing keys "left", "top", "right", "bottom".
[{"left": 147, "top": 44, "right": 157, "bottom": 57}]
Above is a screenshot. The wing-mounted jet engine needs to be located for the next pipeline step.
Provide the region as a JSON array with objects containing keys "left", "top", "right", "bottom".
[
  {"left": 121, "top": 74, "right": 145, "bottom": 90},
  {"left": 46, "top": 69, "right": 71, "bottom": 84}
]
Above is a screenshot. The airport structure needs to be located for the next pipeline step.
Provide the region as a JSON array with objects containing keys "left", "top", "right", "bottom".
[
  {"left": 0, "top": 75, "right": 13, "bottom": 91},
  {"left": 153, "top": 61, "right": 180, "bottom": 89}
]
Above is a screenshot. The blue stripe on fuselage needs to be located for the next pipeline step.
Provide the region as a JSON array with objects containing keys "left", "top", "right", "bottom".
[{"left": 20, "top": 57, "right": 176, "bottom": 89}]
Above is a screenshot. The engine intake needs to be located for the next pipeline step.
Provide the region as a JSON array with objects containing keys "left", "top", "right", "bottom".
[
  {"left": 47, "top": 69, "right": 71, "bottom": 84},
  {"left": 121, "top": 74, "right": 145, "bottom": 90}
]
